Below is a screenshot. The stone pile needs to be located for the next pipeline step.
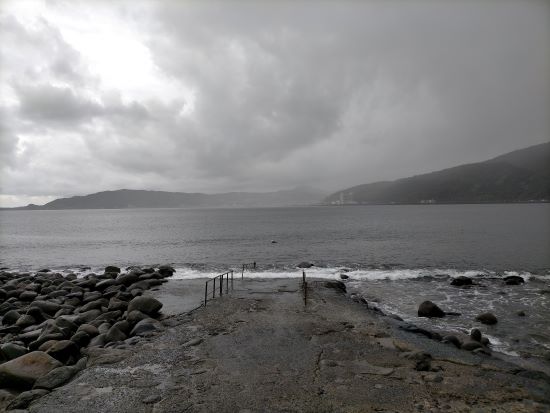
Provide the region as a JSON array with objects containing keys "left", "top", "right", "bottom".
[{"left": 0, "top": 264, "right": 174, "bottom": 410}]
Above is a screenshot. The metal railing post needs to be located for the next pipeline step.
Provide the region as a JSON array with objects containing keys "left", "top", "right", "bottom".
[
  {"left": 204, "top": 282, "right": 208, "bottom": 306},
  {"left": 231, "top": 270, "right": 234, "bottom": 289},
  {"left": 213, "top": 278, "right": 216, "bottom": 298},
  {"left": 220, "top": 274, "right": 223, "bottom": 296}
]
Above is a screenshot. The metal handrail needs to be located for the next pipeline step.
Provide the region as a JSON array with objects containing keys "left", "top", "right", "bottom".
[
  {"left": 203, "top": 262, "right": 256, "bottom": 306},
  {"left": 241, "top": 261, "right": 256, "bottom": 279}
]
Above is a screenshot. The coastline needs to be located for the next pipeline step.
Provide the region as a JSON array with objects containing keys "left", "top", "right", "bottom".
[{"left": 25, "top": 278, "right": 550, "bottom": 412}]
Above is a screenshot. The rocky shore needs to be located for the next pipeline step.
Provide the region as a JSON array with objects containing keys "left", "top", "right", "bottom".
[
  {"left": 0, "top": 265, "right": 175, "bottom": 411},
  {"left": 0, "top": 275, "right": 545, "bottom": 412}
]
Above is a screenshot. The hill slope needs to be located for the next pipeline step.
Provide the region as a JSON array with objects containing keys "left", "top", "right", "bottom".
[
  {"left": 325, "top": 142, "right": 550, "bottom": 204},
  {"left": 18, "top": 187, "right": 325, "bottom": 210}
]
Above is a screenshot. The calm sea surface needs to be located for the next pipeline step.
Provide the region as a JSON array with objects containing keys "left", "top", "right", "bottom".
[
  {"left": 1, "top": 204, "right": 549, "bottom": 361},
  {"left": 0, "top": 204, "right": 549, "bottom": 271}
]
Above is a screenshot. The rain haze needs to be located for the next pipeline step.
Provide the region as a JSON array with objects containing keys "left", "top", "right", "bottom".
[{"left": 0, "top": 0, "right": 549, "bottom": 207}]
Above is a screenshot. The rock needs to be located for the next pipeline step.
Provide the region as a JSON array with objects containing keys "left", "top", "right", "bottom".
[
  {"left": 517, "top": 310, "right": 526, "bottom": 317},
  {"left": 115, "top": 273, "right": 139, "bottom": 286},
  {"left": 95, "top": 279, "right": 119, "bottom": 290},
  {"left": 26, "top": 306, "right": 49, "bottom": 322},
  {"left": 1, "top": 343, "right": 28, "bottom": 360},
  {"left": 480, "top": 337, "right": 490, "bottom": 346},
  {"left": 105, "top": 266, "right": 121, "bottom": 274},
  {"left": 16, "top": 314, "right": 37, "bottom": 328},
  {"left": 19, "top": 290, "right": 38, "bottom": 301},
  {"left": 339, "top": 273, "right": 349, "bottom": 280},
  {"left": 461, "top": 341, "right": 483, "bottom": 351},
  {"left": 38, "top": 269, "right": 51, "bottom": 273},
  {"left": 127, "top": 296, "right": 162, "bottom": 316},
  {"left": 417, "top": 301, "right": 445, "bottom": 318},
  {"left": 2, "top": 309, "right": 21, "bottom": 325},
  {"left": 88, "top": 333, "right": 106, "bottom": 347},
  {"left": 77, "top": 323, "right": 99, "bottom": 336},
  {"left": 450, "top": 276, "right": 472, "bottom": 286},
  {"left": 45, "top": 340, "right": 80, "bottom": 364},
  {"left": 98, "top": 323, "right": 111, "bottom": 334},
  {"left": 70, "top": 331, "right": 91, "bottom": 347},
  {"left": 130, "top": 318, "right": 163, "bottom": 337},
  {"left": 504, "top": 275, "right": 524, "bottom": 285},
  {"left": 105, "top": 326, "right": 126, "bottom": 343},
  {"left": 112, "top": 320, "right": 130, "bottom": 335},
  {"left": 0, "top": 351, "right": 62, "bottom": 389},
  {"left": 74, "top": 309, "right": 102, "bottom": 325},
  {"left": 6, "top": 388, "right": 49, "bottom": 409},
  {"left": 323, "top": 281, "right": 347, "bottom": 293},
  {"left": 158, "top": 265, "right": 175, "bottom": 277},
  {"left": 442, "top": 335, "right": 461, "bottom": 348},
  {"left": 400, "top": 351, "right": 432, "bottom": 371},
  {"left": 108, "top": 297, "right": 128, "bottom": 312},
  {"left": 297, "top": 261, "right": 314, "bottom": 268},
  {"left": 78, "top": 298, "right": 107, "bottom": 313},
  {"left": 126, "top": 310, "right": 149, "bottom": 325},
  {"left": 30, "top": 301, "right": 61, "bottom": 315},
  {"left": 33, "top": 365, "right": 76, "bottom": 390},
  {"left": 470, "top": 328, "right": 482, "bottom": 342},
  {"left": 476, "top": 312, "right": 498, "bottom": 325}
]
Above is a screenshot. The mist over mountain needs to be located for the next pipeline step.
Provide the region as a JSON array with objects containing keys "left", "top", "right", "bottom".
[
  {"left": 14, "top": 187, "right": 326, "bottom": 210},
  {"left": 325, "top": 142, "right": 550, "bottom": 205}
]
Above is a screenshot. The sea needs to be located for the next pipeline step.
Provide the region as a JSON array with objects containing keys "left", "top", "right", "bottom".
[{"left": 1, "top": 204, "right": 549, "bottom": 362}]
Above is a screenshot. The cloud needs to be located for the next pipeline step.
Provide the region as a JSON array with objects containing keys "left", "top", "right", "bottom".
[{"left": 0, "top": 0, "right": 548, "bottom": 207}]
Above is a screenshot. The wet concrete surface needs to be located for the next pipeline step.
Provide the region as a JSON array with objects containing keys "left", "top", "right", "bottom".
[{"left": 28, "top": 279, "right": 550, "bottom": 413}]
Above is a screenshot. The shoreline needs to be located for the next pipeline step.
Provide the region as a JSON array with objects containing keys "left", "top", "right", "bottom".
[{"left": 23, "top": 278, "right": 550, "bottom": 412}]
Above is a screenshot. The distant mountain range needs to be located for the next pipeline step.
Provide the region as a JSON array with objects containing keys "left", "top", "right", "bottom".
[
  {"left": 325, "top": 142, "right": 550, "bottom": 205},
  {"left": 6, "top": 142, "right": 549, "bottom": 210},
  {"left": 13, "top": 187, "right": 326, "bottom": 210}
]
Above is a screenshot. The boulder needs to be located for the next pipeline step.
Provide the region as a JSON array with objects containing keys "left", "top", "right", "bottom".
[
  {"left": 70, "top": 330, "right": 91, "bottom": 347},
  {"left": 116, "top": 273, "right": 139, "bottom": 286},
  {"left": 33, "top": 365, "right": 76, "bottom": 390},
  {"left": 158, "top": 265, "right": 175, "bottom": 277},
  {"left": 46, "top": 340, "right": 80, "bottom": 364},
  {"left": 95, "top": 279, "right": 119, "bottom": 290},
  {"left": 0, "top": 351, "right": 62, "bottom": 389},
  {"left": 105, "top": 266, "right": 121, "bottom": 274},
  {"left": 31, "top": 301, "right": 61, "bottom": 315},
  {"left": 77, "top": 323, "right": 99, "bottom": 336},
  {"left": 74, "top": 309, "right": 102, "bottom": 325},
  {"left": 461, "top": 341, "right": 483, "bottom": 351},
  {"left": 78, "top": 298, "right": 108, "bottom": 313},
  {"left": 1, "top": 343, "right": 28, "bottom": 361},
  {"left": 517, "top": 310, "right": 526, "bottom": 317},
  {"left": 16, "top": 314, "right": 37, "bottom": 328},
  {"left": 19, "top": 290, "right": 38, "bottom": 301},
  {"left": 6, "top": 388, "right": 49, "bottom": 410},
  {"left": 470, "top": 328, "right": 482, "bottom": 342},
  {"left": 324, "top": 281, "right": 347, "bottom": 293},
  {"left": 417, "top": 301, "right": 445, "bottom": 318},
  {"left": 476, "top": 312, "right": 498, "bottom": 325},
  {"left": 450, "top": 276, "right": 473, "bottom": 286},
  {"left": 442, "top": 335, "right": 461, "bottom": 348},
  {"left": 127, "top": 296, "right": 162, "bottom": 316},
  {"left": 130, "top": 318, "right": 162, "bottom": 337},
  {"left": 2, "top": 309, "right": 21, "bottom": 325},
  {"left": 112, "top": 320, "right": 130, "bottom": 335},
  {"left": 105, "top": 326, "right": 126, "bottom": 343},
  {"left": 339, "top": 274, "right": 349, "bottom": 280},
  {"left": 126, "top": 310, "right": 149, "bottom": 325},
  {"left": 88, "top": 334, "right": 106, "bottom": 347},
  {"left": 504, "top": 275, "right": 524, "bottom": 285},
  {"left": 297, "top": 261, "right": 314, "bottom": 268},
  {"left": 108, "top": 297, "right": 128, "bottom": 312}
]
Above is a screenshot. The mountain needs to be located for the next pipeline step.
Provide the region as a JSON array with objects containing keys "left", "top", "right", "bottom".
[
  {"left": 325, "top": 142, "right": 550, "bottom": 205},
  {"left": 14, "top": 187, "right": 326, "bottom": 210}
]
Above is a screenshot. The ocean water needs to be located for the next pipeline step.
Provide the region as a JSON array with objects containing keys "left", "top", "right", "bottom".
[{"left": 1, "top": 204, "right": 549, "bottom": 360}]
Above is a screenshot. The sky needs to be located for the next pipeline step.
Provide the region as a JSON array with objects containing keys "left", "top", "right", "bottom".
[{"left": 0, "top": 0, "right": 549, "bottom": 207}]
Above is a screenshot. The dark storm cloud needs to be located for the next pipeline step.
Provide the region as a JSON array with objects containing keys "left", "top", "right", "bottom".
[{"left": 0, "top": 0, "right": 549, "bottom": 206}]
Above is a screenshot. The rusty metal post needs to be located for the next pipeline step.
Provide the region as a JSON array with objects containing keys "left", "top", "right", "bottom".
[{"left": 204, "top": 282, "right": 208, "bottom": 306}]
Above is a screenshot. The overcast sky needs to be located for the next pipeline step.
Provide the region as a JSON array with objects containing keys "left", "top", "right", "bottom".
[{"left": 0, "top": 0, "right": 549, "bottom": 207}]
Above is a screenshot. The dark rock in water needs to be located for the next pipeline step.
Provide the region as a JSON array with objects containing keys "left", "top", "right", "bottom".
[
  {"left": 297, "top": 261, "right": 314, "bottom": 268},
  {"left": 0, "top": 351, "right": 62, "bottom": 389},
  {"left": 2, "top": 309, "right": 21, "bottom": 325},
  {"left": 38, "top": 269, "right": 51, "bottom": 273},
  {"left": 323, "top": 281, "right": 347, "bottom": 293},
  {"left": 517, "top": 310, "right": 526, "bottom": 317},
  {"left": 7, "top": 388, "right": 49, "bottom": 409},
  {"left": 158, "top": 265, "right": 175, "bottom": 277},
  {"left": 417, "top": 301, "right": 445, "bottom": 318},
  {"left": 105, "top": 266, "right": 121, "bottom": 274},
  {"left": 340, "top": 274, "right": 349, "bottom": 280},
  {"left": 1, "top": 343, "right": 28, "bottom": 360},
  {"left": 451, "top": 276, "right": 473, "bottom": 286},
  {"left": 480, "top": 337, "right": 490, "bottom": 346},
  {"left": 127, "top": 296, "right": 163, "bottom": 316},
  {"left": 461, "top": 341, "right": 483, "bottom": 351},
  {"left": 470, "top": 328, "right": 482, "bottom": 342},
  {"left": 442, "top": 335, "right": 461, "bottom": 348},
  {"left": 33, "top": 365, "right": 76, "bottom": 390},
  {"left": 46, "top": 340, "right": 80, "bottom": 364},
  {"left": 105, "top": 326, "right": 127, "bottom": 343},
  {"left": 504, "top": 275, "right": 524, "bottom": 285},
  {"left": 476, "top": 312, "right": 498, "bottom": 325},
  {"left": 116, "top": 273, "right": 139, "bottom": 286}
]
